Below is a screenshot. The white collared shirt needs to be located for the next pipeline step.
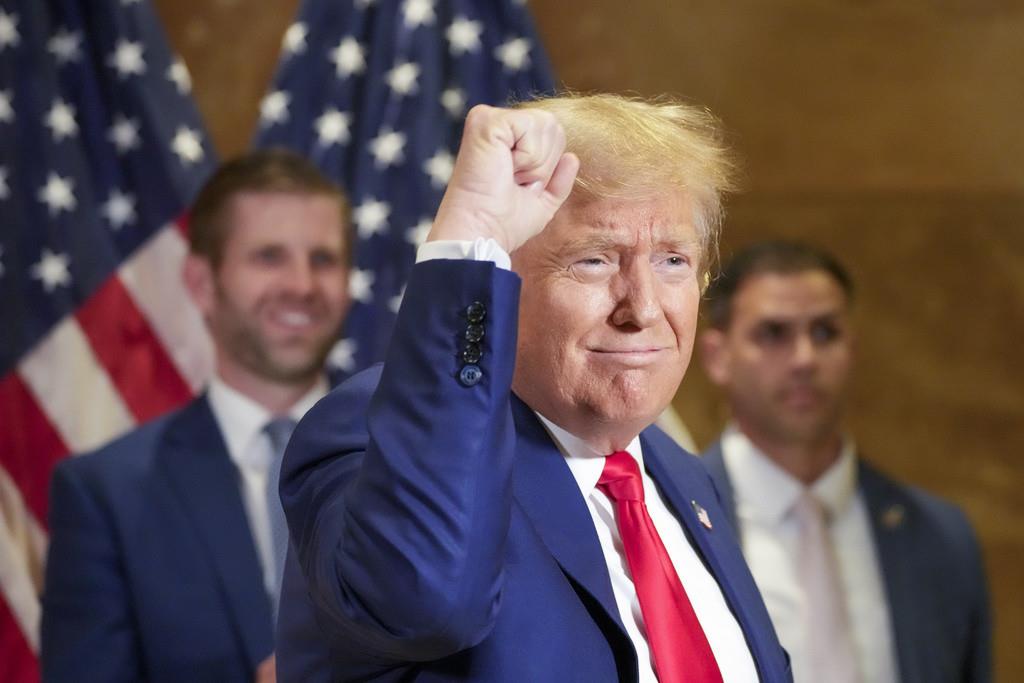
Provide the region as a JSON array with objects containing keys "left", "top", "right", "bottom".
[
  {"left": 539, "top": 415, "right": 759, "bottom": 683},
  {"left": 720, "top": 425, "right": 899, "bottom": 683},
  {"left": 206, "top": 376, "right": 328, "bottom": 596}
]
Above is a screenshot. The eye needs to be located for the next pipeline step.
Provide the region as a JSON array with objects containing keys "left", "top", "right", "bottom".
[
  {"left": 310, "top": 249, "right": 342, "bottom": 270},
  {"left": 251, "top": 245, "right": 286, "bottom": 266},
  {"left": 810, "top": 320, "right": 841, "bottom": 344},
  {"left": 752, "top": 321, "right": 790, "bottom": 347}
]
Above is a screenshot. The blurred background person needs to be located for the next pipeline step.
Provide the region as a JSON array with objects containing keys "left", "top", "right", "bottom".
[
  {"left": 40, "top": 150, "right": 353, "bottom": 683},
  {"left": 698, "top": 240, "right": 991, "bottom": 683}
]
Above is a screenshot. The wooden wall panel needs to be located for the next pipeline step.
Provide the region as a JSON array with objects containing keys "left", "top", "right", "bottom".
[{"left": 155, "top": 0, "right": 1023, "bottom": 677}]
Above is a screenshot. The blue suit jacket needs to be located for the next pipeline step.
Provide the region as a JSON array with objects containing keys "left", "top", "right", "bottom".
[
  {"left": 701, "top": 441, "right": 991, "bottom": 683},
  {"left": 276, "top": 260, "right": 792, "bottom": 682},
  {"left": 41, "top": 397, "right": 275, "bottom": 682}
]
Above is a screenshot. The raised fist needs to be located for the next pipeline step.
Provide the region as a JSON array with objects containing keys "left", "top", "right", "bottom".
[{"left": 429, "top": 104, "right": 579, "bottom": 253}]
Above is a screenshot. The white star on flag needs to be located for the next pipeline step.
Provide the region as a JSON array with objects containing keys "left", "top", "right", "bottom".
[
  {"left": 108, "top": 39, "right": 146, "bottom": 78},
  {"left": 369, "top": 129, "right": 407, "bottom": 168},
  {"left": 0, "top": 89, "right": 13, "bottom": 123},
  {"left": 31, "top": 249, "right": 72, "bottom": 292},
  {"left": 102, "top": 189, "right": 137, "bottom": 230},
  {"left": 349, "top": 268, "right": 375, "bottom": 304},
  {"left": 260, "top": 90, "right": 291, "bottom": 126},
  {"left": 495, "top": 37, "right": 531, "bottom": 71},
  {"left": 353, "top": 199, "right": 390, "bottom": 239},
  {"left": 282, "top": 22, "right": 308, "bottom": 56},
  {"left": 330, "top": 37, "right": 366, "bottom": 78},
  {"left": 441, "top": 88, "right": 467, "bottom": 118},
  {"left": 389, "top": 285, "right": 406, "bottom": 314},
  {"left": 386, "top": 61, "right": 421, "bottom": 96},
  {"left": 0, "top": 10, "right": 20, "bottom": 51},
  {"left": 108, "top": 116, "right": 141, "bottom": 153},
  {"left": 167, "top": 59, "right": 191, "bottom": 94},
  {"left": 0, "top": 165, "right": 9, "bottom": 200},
  {"left": 45, "top": 99, "right": 78, "bottom": 141},
  {"left": 402, "top": 0, "right": 436, "bottom": 28},
  {"left": 38, "top": 173, "right": 76, "bottom": 215},
  {"left": 328, "top": 338, "right": 357, "bottom": 372},
  {"left": 446, "top": 17, "right": 483, "bottom": 55},
  {"left": 314, "top": 108, "right": 351, "bottom": 146},
  {"left": 171, "top": 126, "right": 204, "bottom": 165},
  {"left": 405, "top": 218, "right": 433, "bottom": 246},
  {"left": 48, "top": 29, "right": 83, "bottom": 65},
  {"left": 423, "top": 149, "right": 454, "bottom": 187}
]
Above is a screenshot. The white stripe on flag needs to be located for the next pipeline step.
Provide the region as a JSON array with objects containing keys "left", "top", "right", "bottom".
[
  {"left": 18, "top": 317, "right": 136, "bottom": 454},
  {"left": 0, "top": 465, "right": 46, "bottom": 653},
  {"left": 119, "top": 225, "right": 214, "bottom": 393}
]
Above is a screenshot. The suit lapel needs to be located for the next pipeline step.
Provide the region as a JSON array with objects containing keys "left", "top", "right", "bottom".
[
  {"left": 859, "top": 461, "right": 920, "bottom": 683},
  {"left": 700, "top": 440, "right": 740, "bottom": 534},
  {"left": 157, "top": 397, "right": 274, "bottom": 668},
  {"left": 643, "top": 431, "right": 787, "bottom": 682},
  {"left": 509, "top": 399, "right": 629, "bottom": 638}
]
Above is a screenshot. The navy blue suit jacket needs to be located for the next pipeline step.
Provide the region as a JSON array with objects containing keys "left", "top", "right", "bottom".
[
  {"left": 701, "top": 441, "right": 991, "bottom": 683},
  {"left": 276, "top": 260, "right": 792, "bottom": 682},
  {"left": 41, "top": 397, "right": 274, "bottom": 682}
]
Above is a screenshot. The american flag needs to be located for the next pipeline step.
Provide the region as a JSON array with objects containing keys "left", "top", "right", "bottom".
[
  {"left": 0, "top": 0, "right": 216, "bottom": 679},
  {"left": 254, "top": 0, "right": 556, "bottom": 375}
]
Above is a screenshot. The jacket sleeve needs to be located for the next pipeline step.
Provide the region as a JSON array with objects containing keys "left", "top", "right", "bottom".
[
  {"left": 280, "top": 259, "right": 522, "bottom": 666},
  {"left": 41, "top": 460, "right": 144, "bottom": 683}
]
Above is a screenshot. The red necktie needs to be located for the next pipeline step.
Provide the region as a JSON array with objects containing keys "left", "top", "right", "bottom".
[{"left": 598, "top": 451, "right": 723, "bottom": 683}]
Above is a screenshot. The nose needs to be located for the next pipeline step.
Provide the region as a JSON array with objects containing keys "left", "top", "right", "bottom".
[
  {"left": 791, "top": 331, "right": 818, "bottom": 371},
  {"left": 610, "top": 262, "right": 661, "bottom": 330},
  {"left": 283, "top": 256, "right": 317, "bottom": 296}
]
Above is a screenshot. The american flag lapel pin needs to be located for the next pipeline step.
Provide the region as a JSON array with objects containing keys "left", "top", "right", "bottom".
[{"left": 691, "top": 500, "right": 713, "bottom": 530}]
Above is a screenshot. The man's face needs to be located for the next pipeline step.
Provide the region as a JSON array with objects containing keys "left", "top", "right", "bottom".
[
  {"left": 189, "top": 191, "right": 351, "bottom": 387},
  {"left": 511, "top": 193, "right": 703, "bottom": 448},
  {"left": 700, "top": 270, "right": 853, "bottom": 447}
]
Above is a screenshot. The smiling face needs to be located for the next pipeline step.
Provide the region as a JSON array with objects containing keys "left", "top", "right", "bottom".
[
  {"left": 187, "top": 191, "right": 351, "bottom": 391},
  {"left": 511, "top": 192, "right": 703, "bottom": 451},
  {"left": 700, "top": 270, "right": 853, "bottom": 450}
]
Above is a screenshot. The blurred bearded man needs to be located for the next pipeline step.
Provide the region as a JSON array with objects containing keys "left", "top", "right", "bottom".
[{"left": 42, "top": 149, "right": 353, "bottom": 683}]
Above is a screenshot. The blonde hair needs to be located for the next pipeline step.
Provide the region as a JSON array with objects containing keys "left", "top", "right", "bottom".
[{"left": 517, "top": 92, "right": 738, "bottom": 280}]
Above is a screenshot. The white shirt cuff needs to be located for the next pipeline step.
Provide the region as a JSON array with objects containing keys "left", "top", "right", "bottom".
[{"left": 415, "top": 238, "right": 512, "bottom": 271}]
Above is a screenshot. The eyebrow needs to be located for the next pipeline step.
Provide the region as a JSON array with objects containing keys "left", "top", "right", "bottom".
[{"left": 559, "top": 232, "right": 701, "bottom": 255}]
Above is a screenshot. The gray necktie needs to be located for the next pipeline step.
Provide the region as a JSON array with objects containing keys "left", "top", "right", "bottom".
[
  {"left": 264, "top": 417, "right": 296, "bottom": 622},
  {"left": 793, "top": 491, "right": 860, "bottom": 683}
]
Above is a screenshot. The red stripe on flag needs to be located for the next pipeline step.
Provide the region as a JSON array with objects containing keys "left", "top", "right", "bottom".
[
  {"left": 0, "top": 596, "right": 40, "bottom": 683},
  {"left": 0, "top": 373, "right": 69, "bottom": 525},
  {"left": 75, "top": 276, "right": 194, "bottom": 423}
]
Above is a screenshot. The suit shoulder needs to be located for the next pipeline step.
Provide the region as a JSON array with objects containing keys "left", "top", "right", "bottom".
[
  {"left": 860, "top": 461, "right": 981, "bottom": 557},
  {"left": 54, "top": 405, "right": 186, "bottom": 487}
]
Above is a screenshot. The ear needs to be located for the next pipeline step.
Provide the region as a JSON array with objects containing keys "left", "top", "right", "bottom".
[
  {"left": 697, "top": 328, "right": 731, "bottom": 387},
  {"left": 183, "top": 253, "right": 216, "bottom": 317}
]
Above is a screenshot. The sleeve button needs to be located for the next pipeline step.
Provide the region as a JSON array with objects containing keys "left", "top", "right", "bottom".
[
  {"left": 466, "top": 301, "right": 486, "bottom": 323},
  {"left": 458, "top": 364, "right": 483, "bottom": 387}
]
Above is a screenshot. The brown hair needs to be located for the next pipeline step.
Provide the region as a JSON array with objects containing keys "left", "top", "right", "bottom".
[
  {"left": 188, "top": 148, "right": 352, "bottom": 266},
  {"left": 516, "top": 92, "right": 739, "bottom": 283}
]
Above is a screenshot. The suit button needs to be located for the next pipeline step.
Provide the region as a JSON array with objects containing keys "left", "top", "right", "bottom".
[
  {"left": 466, "top": 301, "right": 486, "bottom": 323},
  {"left": 465, "top": 324, "right": 484, "bottom": 343},
  {"left": 462, "top": 343, "right": 482, "bottom": 364},
  {"left": 459, "top": 364, "right": 483, "bottom": 386}
]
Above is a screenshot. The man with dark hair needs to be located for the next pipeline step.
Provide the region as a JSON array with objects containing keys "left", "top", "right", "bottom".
[
  {"left": 41, "top": 149, "right": 352, "bottom": 683},
  {"left": 698, "top": 240, "right": 991, "bottom": 683}
]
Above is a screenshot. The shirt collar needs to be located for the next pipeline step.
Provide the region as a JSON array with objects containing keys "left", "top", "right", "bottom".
[
  {"left": 721, "top": 423, "right": 858, "bottom": 524},
  {"left": 535, "top": 413, "right": 643, "bottom": 498},
  {"left": 207, "top": 374, "right": 328, "bottom": 472}
]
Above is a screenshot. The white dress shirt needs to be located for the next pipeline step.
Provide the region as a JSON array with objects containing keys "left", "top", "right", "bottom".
[
  {"left": 720, "top": 425, "right": 900, "bottom": 683},
  {"left": 206, "top": 376, "right": 328, "bottom": 597},
  {"left": 539, "top": 417, "right": 759, "bottom": 683}
]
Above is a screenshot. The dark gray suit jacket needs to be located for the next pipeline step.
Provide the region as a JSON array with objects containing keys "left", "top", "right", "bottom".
[{"left": 702, "top": 440, "right": 991, "bottom": 683}]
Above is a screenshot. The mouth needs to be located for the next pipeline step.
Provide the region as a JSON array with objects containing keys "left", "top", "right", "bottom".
[
  {"left": 269, "top": 308, "right": 318, "bottom": 331},
  {"left": 588, "top": 347, "right": 667, "bottom": 367}
]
